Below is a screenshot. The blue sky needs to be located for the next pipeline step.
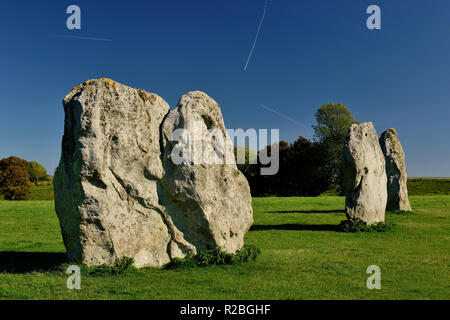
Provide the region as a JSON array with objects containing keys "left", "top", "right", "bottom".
[{"left": 1, "top": 0, "right": 449, "bottom": 177}]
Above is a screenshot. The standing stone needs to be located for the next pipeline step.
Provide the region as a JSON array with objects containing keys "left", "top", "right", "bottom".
[
  {"left": 54, "top": 80, "right": 253, "bottom": 267},
  {"left": 342, "top": 122, "right": 387, "bottom": 224},
  {"left": 54, "top": 79, "right": 173, "bottom": 267},
  {"left": 380, "top": 129, "right": 412, "bottom": 211},
  {"left": 160, "top": 91, "right": 254, "bottom": 255}
]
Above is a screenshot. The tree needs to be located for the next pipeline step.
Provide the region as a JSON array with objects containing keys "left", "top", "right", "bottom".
[
  {"left": 287, "top": 137, "right": 333, "bottom": 196},
  {"left": 28, "top": 161, "right": 48, "bottom": 182},
  {"left": 313, "top": 103, "right": 358, "bottom": 187},
  {"left": 0, "top": 156, "right": 31, "bottom": 200},
  {"left": 236, "top": 138, "right": 332, "bottom": 197}
]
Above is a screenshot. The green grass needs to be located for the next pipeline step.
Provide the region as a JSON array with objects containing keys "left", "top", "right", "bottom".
[
  {"left": 0, "top": 196, "right": 448, "bottom": 300},
  {"left": 321, "top": 178, "right": 450, "bottom": 197},
  {"left": 30, "top": 184, "right": 54, "bottom": 201},
  {"left": 407, "top": 178, "right": 450, "bottom": 196}
]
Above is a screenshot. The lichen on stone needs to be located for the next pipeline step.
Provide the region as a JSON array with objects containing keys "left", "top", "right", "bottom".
[
  {"left": 137, "top": 89, "right": 157, "bottom": 104},
  {"left": 386, "top": 128, "right": 397, "bottom": 135},
  {"left": 65, "top": 78, "right": 119, "bottom": 103}
]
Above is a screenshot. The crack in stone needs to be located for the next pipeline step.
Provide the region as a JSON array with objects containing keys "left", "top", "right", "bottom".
[{"left": 108, "top": 167, "right": 194, "bottom": 258}]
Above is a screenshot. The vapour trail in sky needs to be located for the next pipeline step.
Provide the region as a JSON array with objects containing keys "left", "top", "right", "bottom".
[
  {"left": 244, "top": 0, "right": 268, "bottom": 71},
  {"left": 260, "top": 105, "right": 309, "bottom": 130},
  {"left": 49, "top": 35, "right": 113, "bottom": 42}
]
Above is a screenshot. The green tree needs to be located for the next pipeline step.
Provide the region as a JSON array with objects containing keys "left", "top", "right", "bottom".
[
  {"left": 287, "top": 137, "right": 333, "bottom": 196},
  {"left": 0, "top": 156, "right": 31, "bottom": 200},
  {"left": 236, "top": 138, "right": 332, "bottom": 197},
  {"left": 28, "top": 161, "right": 48, "bottom": 182},
  {"left": 313, "top": 103, "right": 358, "bottom": 187}
]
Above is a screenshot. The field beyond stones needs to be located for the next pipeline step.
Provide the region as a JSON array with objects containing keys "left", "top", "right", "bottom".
[{"left": 0, "top": 189, "right": 448, "bottom": 299}]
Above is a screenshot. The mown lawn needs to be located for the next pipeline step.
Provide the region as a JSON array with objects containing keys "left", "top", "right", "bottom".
[
  {"left": 0, "top": 184, "right": 54, "bottom": 201},
  {"left": 29, "top": 185, "right": 54, "bottom": 201},
  {"left": 408, "top": 178, "right": 450, "bottom": 196},
  {"left": 0, "top": 196, "right": 448, "bottom": 300}
]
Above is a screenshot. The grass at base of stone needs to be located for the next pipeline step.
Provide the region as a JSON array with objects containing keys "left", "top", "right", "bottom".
[
  {"left": 338, "top": 219, "right": 393, "bottom": 233},
  {"left": 388, "top": 210, "right": 415, "bottom": 215},
  {"left": 0, "top": 196, "right": 449, "bottom": 299},
  {"left": 164, "top": 244, "right": 260, "bottom": 269},
  {"left": 87, "top": 257, "right": 137, "bottom": 276}
]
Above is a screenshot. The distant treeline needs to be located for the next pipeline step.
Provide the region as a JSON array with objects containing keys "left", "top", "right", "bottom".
[
  {"left": 236, "top": 137, "right": 334, "bottom": 196},
  {"left": 0, "top": 157, "right": 52, "bottom": 200},
  {"left": 237, "top": 103, "right": 358, "bottom": 197},
  {"left": 235, "top": 103, "right": 450, "bottom": 197}
]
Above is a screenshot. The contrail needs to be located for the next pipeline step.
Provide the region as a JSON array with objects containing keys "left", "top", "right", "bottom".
[
  {"left": 244, "top": 0, "right": 268, "bottom": 71},
  {"left": 50, "top": 35, "right": 112, "bottom": 42},
  {"left": 260, "top": 104, "right": 310, "bottom": 130}
]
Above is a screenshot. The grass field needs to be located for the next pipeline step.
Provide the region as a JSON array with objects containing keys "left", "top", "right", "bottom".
[
  {"left": 30, "top": 185, "right": 54, "bottom": 201},
  {"left": 408, "top": 178, "right": 450, "bottom": 196},
  {"left": 0, "top": 195, "right": 448, "bottom": 300},
  {"left": 0, "top": 184, "right": 54, "bottom": 201}
]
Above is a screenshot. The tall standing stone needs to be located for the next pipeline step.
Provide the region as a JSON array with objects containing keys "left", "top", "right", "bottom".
[
  {"left": 54, "top": 79, "right": 253, "bottom": 267},
  {"left": 342, "top": 122, "right": 387, "bottom": 224},
  {"left": 380, "top": 129, "right": 412, "bottom": 211},
  {"left": 54, "top": 79, "right": 173, "bottom": 267},
  {"left": 160, "top": 91, "right": 253, "bottom": 255}
]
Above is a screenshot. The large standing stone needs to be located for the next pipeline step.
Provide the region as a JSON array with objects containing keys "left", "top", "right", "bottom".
[
  {"left": 54, "top": 79, "right": 253, "bottom": 267},
  {"left": 160, "top": 91, "right": 253, "bottom": 255},
  {"left": 380, "top": 129, "right": 412, "bottom": 211},
  {"left": 54, "top": 79, "right": 173, "bottom": 267},
  {"left": 342, "top": 122, "right": 387, "bottom": 224}
]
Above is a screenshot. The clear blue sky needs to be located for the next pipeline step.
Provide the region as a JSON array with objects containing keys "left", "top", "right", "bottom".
[{"left": 1, "top": 0, "right": 449, "bottom": 177}]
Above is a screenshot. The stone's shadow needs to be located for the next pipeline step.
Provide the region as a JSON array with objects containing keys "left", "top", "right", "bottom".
[
  {"left": 267, "top": 210, "right": 345, "bottom": 214},
  {"left": 250, "top": 224, "right": 340, "bottom": 232},
  {"left": 0, "top": 252, "right": 67, "bottom": 274}
]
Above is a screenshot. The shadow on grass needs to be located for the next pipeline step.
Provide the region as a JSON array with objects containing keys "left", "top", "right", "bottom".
[
  {"left": 250, "top": 224, "right": 340, "bottom": 232},
  {"left": 0, "top": 252, "right": 67, "bottom": 274},
  {"left": 267, "top": 210, "right": 345, "bottom": 214}
]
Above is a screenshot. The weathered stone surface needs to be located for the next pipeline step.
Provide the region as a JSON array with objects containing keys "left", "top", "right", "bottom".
[
  {"left": 54, "top": 79, "right": 172, "bottom": 267},
  {"left": 380, "top": 129, "right": 412, "bottom": 211},
  {"left": 160, "top": 91, "right": 253, "bottom": 256},
  {"left": 342, "top": 122, "right": 387, "bottom": 224},
  {"left": 54, "top": 80, "right": 253, "bottom": 267}
]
